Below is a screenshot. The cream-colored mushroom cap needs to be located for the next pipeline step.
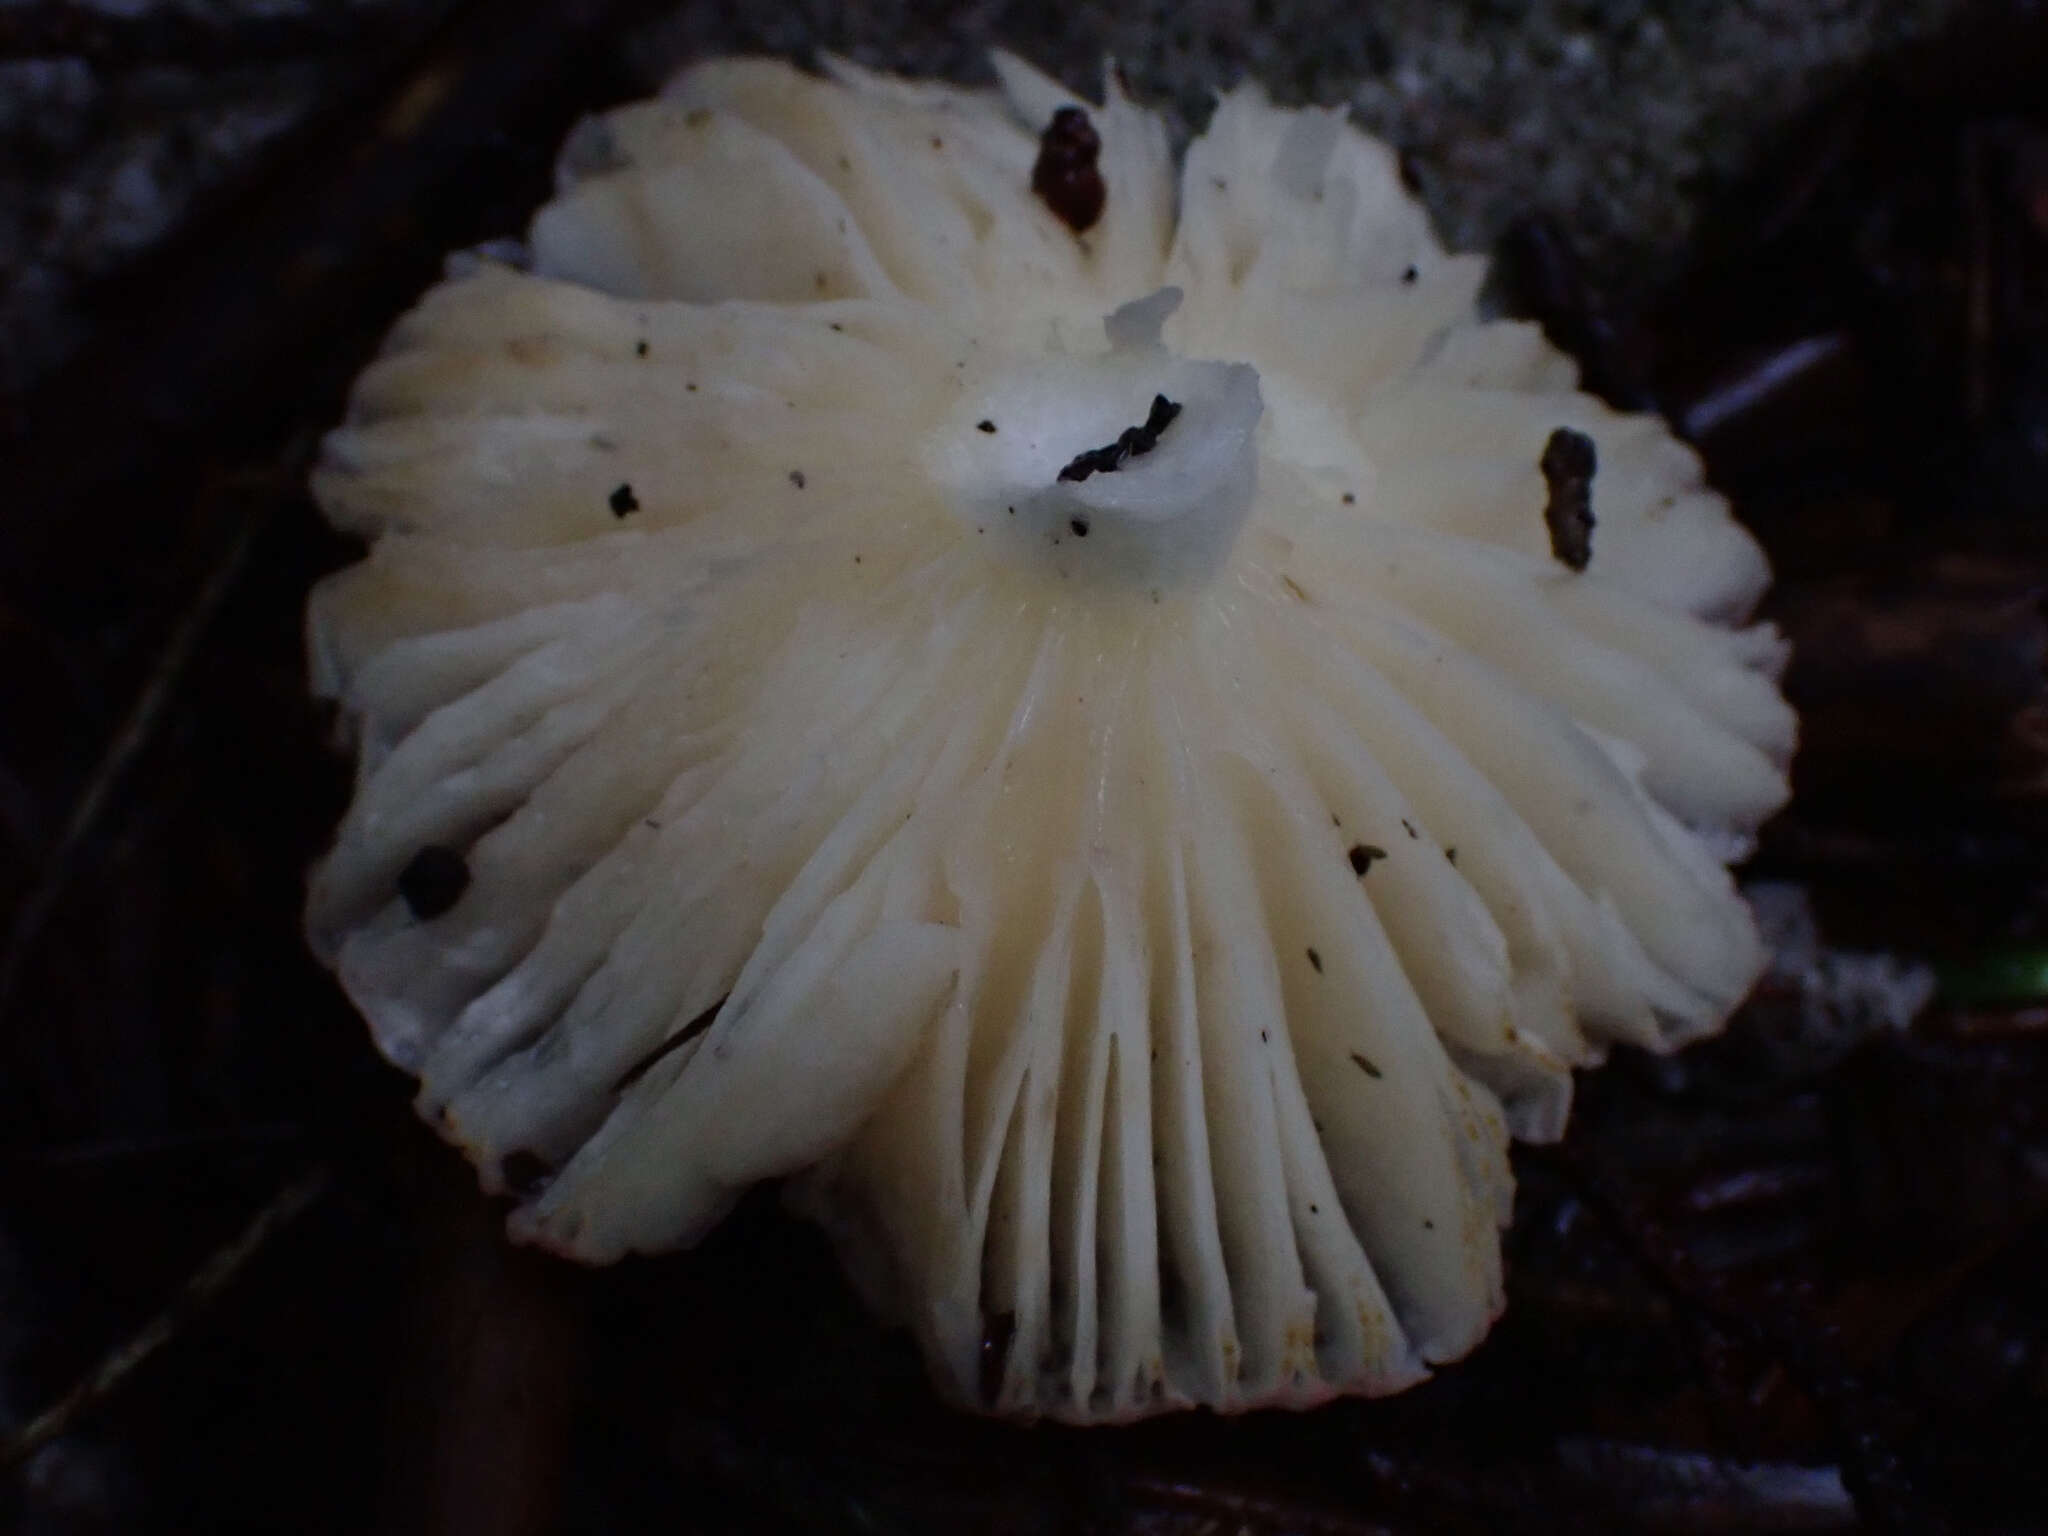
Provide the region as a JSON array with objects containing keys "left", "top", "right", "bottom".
[{"left": 305, "top": 52, "right": 1794, "bottom": 1423}]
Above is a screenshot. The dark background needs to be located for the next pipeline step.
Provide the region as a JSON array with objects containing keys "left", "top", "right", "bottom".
[{"left": 3, "top": 2, "right": 2047, "bottom": 1531}]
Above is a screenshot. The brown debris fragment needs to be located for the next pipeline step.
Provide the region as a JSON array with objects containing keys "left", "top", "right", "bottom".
[
  {"left": 1540, "top": 426, "right": 1598, "bottom": 572},
  {"left": 1032, "top": 106, "right": 1105, "bottom": 234},
  {"left": 398, "top": 845, "right": 469, "bottom": 920},
  {"left": 1057, "top": 394, "right": 1181, "bottom": 483}
]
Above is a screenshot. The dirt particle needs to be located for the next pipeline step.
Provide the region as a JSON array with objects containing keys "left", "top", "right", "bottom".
[
  {"left": 1348, "top": 844, "right": 1386, "bottom": 876},
  {"left": 398, "top": 845, "right": 469, "bottom": 920},
  {"left": 1540, "top": 426, "right": 1598, "bottom": 571},
  {"left": 1032, "top": 105, "right": 1105, "bottom": 233},
  {"left": 608, "top": 482, "right": 639, "bottom": 517},
  {"left": 1058, "top": 394, "right": 1182, "bottom": 483}
]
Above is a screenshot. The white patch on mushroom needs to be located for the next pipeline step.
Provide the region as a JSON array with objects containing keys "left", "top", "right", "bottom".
[
  {"left": 924, "top": 339, "right": 1260, "bottom": 588},
  {"left": 305, "top": 52, "right": 1794, "bottom": 1425}
]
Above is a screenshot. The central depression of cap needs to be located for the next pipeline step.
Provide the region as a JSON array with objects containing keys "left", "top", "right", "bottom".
[{"left": 923, "top": 294, "right": 1264, "bottom": 591}]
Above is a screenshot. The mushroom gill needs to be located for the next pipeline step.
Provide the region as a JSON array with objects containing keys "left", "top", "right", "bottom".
[{"left": 304, "top": 52, "right": 1795, "bottom": 1422}]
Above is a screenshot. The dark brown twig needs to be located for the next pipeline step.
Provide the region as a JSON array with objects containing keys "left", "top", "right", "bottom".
[
  {"left": 0, "top": 445, "right": 299, "bottom": 1030},
  {"left": 0, "top": 1164, "right": 330, "bottom": 1471}
]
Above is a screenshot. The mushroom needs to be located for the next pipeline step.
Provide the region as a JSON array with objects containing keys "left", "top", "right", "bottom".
[{"left": 304, "top": 53, "right": 1795, "bottom": 1422}]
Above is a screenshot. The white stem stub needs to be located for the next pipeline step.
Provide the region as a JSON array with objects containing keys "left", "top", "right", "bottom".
[{"left": 925, "top": 327, "right": 1263, "bottom": 589}]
